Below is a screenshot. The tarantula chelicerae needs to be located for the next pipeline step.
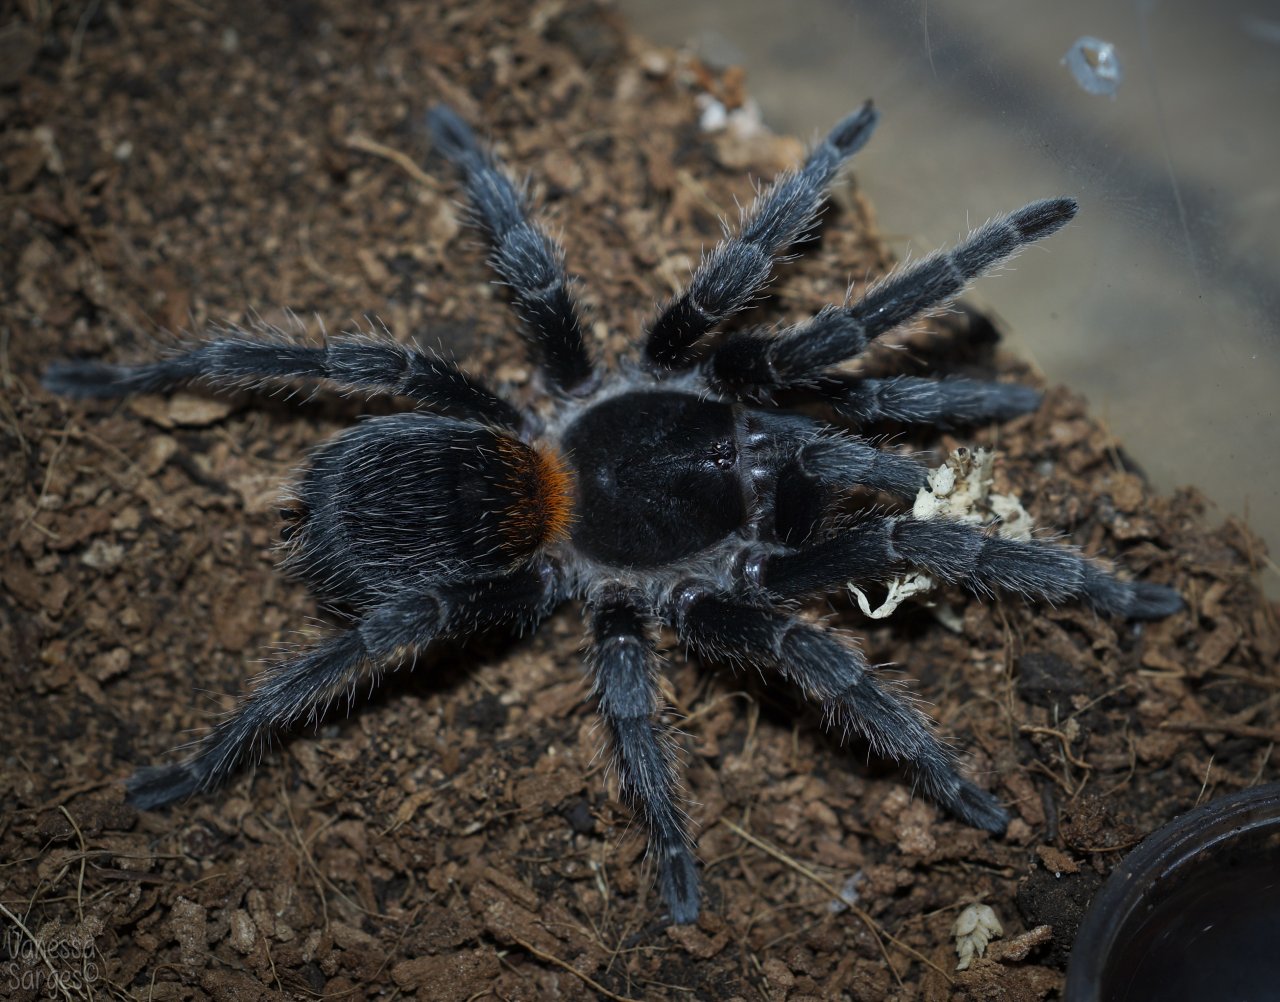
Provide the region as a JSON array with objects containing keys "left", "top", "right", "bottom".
[{"left": 46, "top": 102, "right": 1181, "bottom": 924}]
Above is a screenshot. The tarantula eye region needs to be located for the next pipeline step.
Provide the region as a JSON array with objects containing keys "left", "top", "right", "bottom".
[{"left": 708, "top": 437, "right": 738, "bottom": 471}]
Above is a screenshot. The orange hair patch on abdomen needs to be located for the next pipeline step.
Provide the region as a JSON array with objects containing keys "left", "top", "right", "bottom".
[{"left": 494, "top": 437, "right": 576, "bottom": 554}]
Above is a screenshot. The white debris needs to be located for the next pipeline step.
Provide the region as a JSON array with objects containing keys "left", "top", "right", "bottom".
[
  {"left": 849, "top": 447, "right": 1033, "bottom": 619},
  {"left": 850, "top": 570, "right": 936, "bottom": 620},
  {"left": 1063, "top": 36, "right": 1123, "bottom": 98},
  {"left": 695, "top": 93, "right": 765, "bottom": 138},
  {"left": 696, "top": 94, "right": 728, "bottom": 132},
  {"left": 827, "top": 871, "right": 865, "bottom": 914},
  {"left": 953, "top": 903, "right": 1004, "bottom": 970},
  {"left": 81, "top": 538, "right": 126, "bottom": 571}
]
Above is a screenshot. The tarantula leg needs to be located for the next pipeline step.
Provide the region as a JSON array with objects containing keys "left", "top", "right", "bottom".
[
  {"left": 427, "top": 105, "right": 596, "bottom": 394},
  {"left": 793, "top": 431, "right": 928, "bottom": 499},
  {"left": 735, "top": 414, "right": 928, "bottom": 545},
  {"left": 127, "top": 566, "right": 556, "bottom": 810},
  {"left": 741, "top": 411, "right": 927, "bottom": 501},
  {"left": 589, "top": 593, "right": 700, "bottom": 924},
  {"left": 670, "top": 590, "right": 1008, "bottom": 833},
  {"left": 755, "top": 516, "right": 1183, "bottom": 619},
  {"left": 817, "top": 375, "right": 1043, "bottom": 428},
  {"left": 644, "top": 103, "right": 879, "bottom": 370},
  {"left": 43, "top": 331, "right": 522, "bottom": 428},
  {"left": 710, "top": 198, "right": 1078, "bottom": 394}
]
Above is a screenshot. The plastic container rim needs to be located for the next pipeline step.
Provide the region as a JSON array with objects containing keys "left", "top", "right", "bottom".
[{"left": 1065, "top": 781, "right": 1280, "bottom": 1001}]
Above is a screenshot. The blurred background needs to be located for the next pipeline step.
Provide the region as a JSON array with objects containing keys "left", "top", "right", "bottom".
[{"left": 619, "top": 0, "right": 1279, "bottom": 591}]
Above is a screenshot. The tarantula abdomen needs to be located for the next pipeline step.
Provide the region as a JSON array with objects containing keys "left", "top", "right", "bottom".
[{"left": 281, "top": 413, "right": 573, "bottom": 606}]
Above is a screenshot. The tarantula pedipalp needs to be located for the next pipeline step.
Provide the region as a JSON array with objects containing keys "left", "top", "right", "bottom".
[{"left": 45, "top": 101, "right": 1181, "bottom": 925}]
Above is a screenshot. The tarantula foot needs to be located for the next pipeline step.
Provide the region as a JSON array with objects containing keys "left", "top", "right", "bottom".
[
  {"left": 1124, "top": 581, "right": 1185, "bottom": 620},
  {"left": 125, "top": 763, "right": 202, "bottom": 810},
  {"left": 659, "top": 845, "right": 701, "bottom": 925},
  {"left": 945, "top": 781, "right": 1010, "bottom": 835},
  {"left": 826, "top": 101, "right": 879, "bottom": 156},
  {"left": 1083, "top": 565, "right": 1184, "bottom": 620},
  {"left": 43, "top": 360, "right": 130, "bottom": 398},
  {"left": 1011, "top": 197, "right": 1078, "bottom": 240},
  {"left": 965, "top": 381, "right": 1042, "bottom": 421}
]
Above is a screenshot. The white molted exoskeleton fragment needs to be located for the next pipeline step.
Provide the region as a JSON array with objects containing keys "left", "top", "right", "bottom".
[{"left": 952, "top": 902, "right": 1004, "bottom": 970}]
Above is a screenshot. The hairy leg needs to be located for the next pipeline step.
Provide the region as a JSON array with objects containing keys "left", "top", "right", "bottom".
[
  {"left": 127, "top": 565, "right": 557, "bottom": 809},
  {"left": 750, "top": 515, "right": 1182, "bottom": 618},
  {"left": 790, "top": 430, "right": 928, "bottom": 499},
  {"left": 44, "top": 329, "right": 522, "bottom": 428},
  {"left": 589, "top": 591, "right": 699, "bottom": 923},
  {"left": 710, "top": 199, "right": 1077, "bottom": 394},
  {"left": 740, "top": 410, "right": 927, "bottom": 500},
  {"left": 670, "top": 588, "right": 1007, "bottom": 832},
  {"left": 817, "top": 375, "right": 1042, "bottom": 428},
  {"left": 428, "top": 105, "right": 595, "bottom": 393},
  {"left": 644, "top": 103, "right": 879, "bottom": 369}
]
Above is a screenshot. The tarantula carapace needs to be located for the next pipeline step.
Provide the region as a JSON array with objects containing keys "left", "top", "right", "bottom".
[{"left": 45, "top": 101, "right": 1181, "bottom": 924}]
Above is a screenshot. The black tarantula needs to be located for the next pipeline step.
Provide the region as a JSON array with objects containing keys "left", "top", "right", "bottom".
[{"left": 45, "top": 101, "right": 1181, "bottom": 925}]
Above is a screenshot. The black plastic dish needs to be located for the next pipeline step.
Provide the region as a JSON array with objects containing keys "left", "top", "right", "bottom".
[{"left": 1065, "top": 782, "right": 1280, "bottom": 1002}]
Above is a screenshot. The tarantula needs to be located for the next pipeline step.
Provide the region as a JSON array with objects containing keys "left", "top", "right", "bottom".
[{"left": 45, "top": 101, "right": 1181, "bottom": 924}]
